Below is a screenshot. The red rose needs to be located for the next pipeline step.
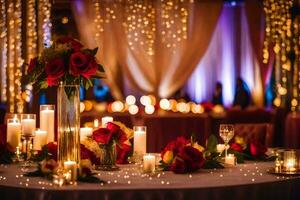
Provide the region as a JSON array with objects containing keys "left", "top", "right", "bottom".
[
  {"left": 92, "top": 128, "right": 113, "bottom": 144},
  {"left": 170, "top": 157, "right": 187, "bottom": 174},
  {"left": 28, "top": 57, "right": 37, "bottom": 73},
  {"left": 45, "top": 58, "right": 65, "bottom": 86},
  {"left": 230, "top": 143, "right": 243, "bottom": 153},
  {"left": 69, "top": 52, "right": 97, "bottom": 78},
  {"left": 116, "top": 143, "right": 131, "bottom": 164},
  {"left": 250, "top": 139, "right": 267, "bottom": 157},
  {"left": 161, "top": 137, "right": 189, "bottom": 161},
  {"left": 56, "top": 36, "right": 83, "bottom": 51},
  {"left": 179, "top": 146, "right": 204, "bottom": 172},
  {"left": 46, "top": 142, "right": 58, "bottom": 161}
]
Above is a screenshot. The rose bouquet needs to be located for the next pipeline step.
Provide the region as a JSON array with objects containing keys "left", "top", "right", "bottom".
[
  {"left": 82, "top": 122, "right": 133, "bottom": 167},
  {"left": 229, "top": 136, "right": 268, "bottom": 160},
  {"left": 26, "top": 36, "right": 105, "bottom": 89},
  {"left": 160, "top": 137, "right": 205, "bottom": 174}
]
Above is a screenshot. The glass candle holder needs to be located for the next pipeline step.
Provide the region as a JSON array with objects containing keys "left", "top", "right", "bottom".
[
  {"left": 274, "top": 149, "right": 284, "bottom": 172},
  {"left": 7, "top": 118, "right": 22, "bottom": 150},
  {"left": 21, "top": 114, "right": 36, "bottom": 137},
  {"left": 133, "top": 126, "right": 147, "bottom": 162},
  {"left": 283, "top": 150, "right": 298, "bottom": 172},
  {"left": 143, "top": 154, "right": 156, "bottom": 174},
  {"left": 40, "top": 105, "right": 55, "bottom": 143}
]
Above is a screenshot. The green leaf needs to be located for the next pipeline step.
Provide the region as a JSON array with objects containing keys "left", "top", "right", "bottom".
[
  {"left": 206, "top": 135, "right": 218, "bottom": 152},
  {"left": 203, "top": 159, "right": 224, "bottom": 169},
  {"left": 91, "top": 47, "right": 98, "bottom": 55}
]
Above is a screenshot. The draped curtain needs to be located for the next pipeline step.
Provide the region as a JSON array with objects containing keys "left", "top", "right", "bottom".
[
  {"left": 186, "top": 3, "right": 264, "bottom": 106},
  {"left": 72, "top": 0, "right": 223, "bottom": 99}
]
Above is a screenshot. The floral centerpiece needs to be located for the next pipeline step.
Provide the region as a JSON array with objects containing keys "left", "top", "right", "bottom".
[
  {"left": 82, "top": 122, "right": 133, "bottom": 170},
  {"left": 26, "top": 36, "right": 104, "bottom": 88},
  {"left": 26, "top": 36, "right": 105, "bottom": 181}
]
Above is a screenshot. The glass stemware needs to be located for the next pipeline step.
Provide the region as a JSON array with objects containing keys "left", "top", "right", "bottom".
[{"left": 219, "top": 124, "right": 234, "bottom": 157}]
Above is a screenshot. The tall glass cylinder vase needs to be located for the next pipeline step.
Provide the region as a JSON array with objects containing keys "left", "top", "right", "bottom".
[{"left": 57, "top": 84, "right": 81, "bottom": 181}]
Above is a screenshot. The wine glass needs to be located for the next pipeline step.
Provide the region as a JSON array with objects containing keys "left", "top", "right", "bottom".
[{"left": 219, "top": 124, "right": 234, "bottom": 157}]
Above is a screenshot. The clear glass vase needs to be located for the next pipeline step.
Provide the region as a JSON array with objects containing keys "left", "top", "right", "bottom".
[
  {"left": 57, "top": 84, "right": 81, "bottom": 180},
  {"left": 97, "top": 142, "right": 119, "bottom": 171}
]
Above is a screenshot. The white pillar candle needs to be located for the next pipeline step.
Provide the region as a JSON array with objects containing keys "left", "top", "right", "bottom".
[
  {"left": 225, "top": 154, "right": 236, "bottom": 166},
  {"left": 64, "top": 160, "right": 77, "bottom": 182},
  {"left": 7, "top": 118, "right": 21, "bottom": 149},
  {"left": 21, "top": 118, "right": 36, "bottom": 136},
  {"left": 134, "top": 129, "right": 147, "bottom": 157},
  {"left": 33, "top": 129, "right": 47, "bottom": 150},
  {"left": 40, "top": 105, "right": 55, "bottom": 143},
  {"left": 143, "top": 154, "right": 155, "bottom": 173},
  {"left": 101, "top": 116, "right": 113, "bottom": 127},
  {"left": 80, "top": 127, "right": 93, "bottom": 142},
  {"left": 216, "top": 144, "right": 225, "bottom": 153}
]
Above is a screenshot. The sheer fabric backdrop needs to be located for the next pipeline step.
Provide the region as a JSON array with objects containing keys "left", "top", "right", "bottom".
[{"left": 72, "top": 0, "right": 222, "bottom": 99}]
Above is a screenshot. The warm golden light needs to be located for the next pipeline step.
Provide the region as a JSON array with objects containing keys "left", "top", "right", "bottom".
[
  {"left": 145, "top": 105, "right": 155, "bottom": 114},
  {"left": 140, "top": 95, "right": 152, "bottom": 106},
  {"left": 159, "top": 99, "right": 170, "bottom": 110},
  {"left": 128, "top": 105, "right": 139, "bottom": 115},
  {"left": 111, "top": 101, "right": 125, "bottom": 112},
  {"left": 126, "top": 95, "right": 136, "bottom": 105}
]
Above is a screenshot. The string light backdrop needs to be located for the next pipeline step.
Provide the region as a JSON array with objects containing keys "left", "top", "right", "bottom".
[
  {"left": 0, "top": 0, "right": 52, "bottom": 113},
  {"left": 263, "top": 0, "right": 300, "bottom": 111}
]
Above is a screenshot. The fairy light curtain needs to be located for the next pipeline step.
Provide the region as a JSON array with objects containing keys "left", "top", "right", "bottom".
[
  {"left": 72, "top": 0, "right": 223, "bottom": 99},
  {"left": 0, "top": 0, "right": 51, "bottom": 113},
  {"left": 263, "top": 0, "right": 300, "bottom": 111}
]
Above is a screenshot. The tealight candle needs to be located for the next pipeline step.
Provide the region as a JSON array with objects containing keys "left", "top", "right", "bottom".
[
  {"left": 133, "top": 126, "right": 147, "bottom": 158},
  {"left": 143, "top": 154, "right": 155, "bottom": 173},
  {"left": 216, "top": 144, "right": 225, "bottom": 153},
  {"left": 7, "top": 118, "right": 21, "bottom": 149},
  {"left": 80, "top": 127, "right": 93, "bottom": 142},
  {"left": 40, "top": 105, "right": 55, "bottom": 143},
  {"left": 101, "top": 116, "right": 113, "bottom": 127},
  {"left": 21, "top": 114, "right": 36, "bottom": 136},
  {"left": 64, "top": 160, "right": 77, "bottom": 183},
  {"left": 225, "top": 154, "right": 236, "bottom": 166},
  {"left": 33, "top": 129, "right": 47, "bottom": 150}
]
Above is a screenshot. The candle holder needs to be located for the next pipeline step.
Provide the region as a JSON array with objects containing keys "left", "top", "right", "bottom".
[
  {"left": 6, "top": 118, "right": 22, "bottom": 152},
  {"left": 20, "top": 114, "right": 36, "bottom": 168},
  {"left": 269, "top": 149, "right": 300, "bottom": 175},
  {"left": 133, "top": 126, "right": 147, "bottom": 163},
  {"left": 142, "top": 154, "right": 156, "bottom": 174}
]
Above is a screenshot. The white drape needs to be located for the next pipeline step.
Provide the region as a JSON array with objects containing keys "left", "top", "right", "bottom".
[{"left": 72, "top": 0, "right": 223, "bottom": 99}]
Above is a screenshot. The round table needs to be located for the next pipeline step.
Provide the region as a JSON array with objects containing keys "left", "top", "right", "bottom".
[{"left": 0, "top": 162, "right": 299, "bottom": 200}]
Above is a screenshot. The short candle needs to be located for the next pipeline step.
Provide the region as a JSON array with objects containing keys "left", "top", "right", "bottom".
[
  {"left": 143, "top": 154, "right": 155, "bottom": 173},
  {"left": 225, "top": 154, "right": 236, "bottom": 166},
  {"left": 101, "top": 116, "right": 113, "bottom": 128},
  {"left": 33, "top": 129, "right": 47, "bottom": 150},
  {"left": 21, "top": 115, "right": 36, "bottom": 136},
  {"left": 64, "top": 160, "right": 77, "bottom": 182},
  {"left": 94, "top": 119, "right": 99, "bottom": 129}
]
